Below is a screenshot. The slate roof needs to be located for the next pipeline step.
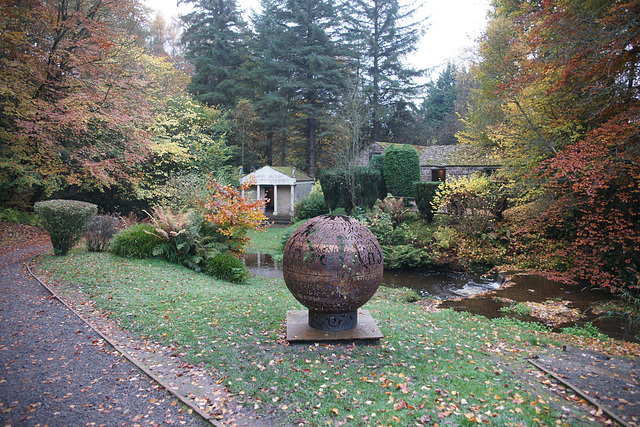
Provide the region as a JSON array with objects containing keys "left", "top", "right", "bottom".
[{"left": 373, "top": 142, "right": 500, "bottom": 167}]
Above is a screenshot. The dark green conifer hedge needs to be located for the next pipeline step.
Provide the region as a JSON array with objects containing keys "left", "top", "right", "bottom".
[
  {"left": 414, "top": 182, "right": 442, "bottom": 222},
  {"left": 382, "top": 145, "right": 420, "bottom": 198}
]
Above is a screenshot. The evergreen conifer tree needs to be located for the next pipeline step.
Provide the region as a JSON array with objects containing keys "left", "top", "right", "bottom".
[
  {"left": 181, "top": 0, "right": 250, "bottom": 108},
  {"left": 420, "top": 64, "right": 459, "bottom": 144},
  {"left": 343, "top": 0, "right": 425, "bottom": 142},
  {"left": 252, "top": 0, "right": 347, "bottom": 177}
]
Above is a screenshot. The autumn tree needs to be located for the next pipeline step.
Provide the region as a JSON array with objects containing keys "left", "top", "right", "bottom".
[
  {"left": 142, "top": 96, "right": 234, "bottom": 209},
  {"left": 200, "top": 177, "right": 267, "bottom": 254},
  {"left": 0, "top": 0, "right": 183, "bottom": 209},
  {"left": 463, "top": 0, "right": 640, "bottom": 295}
]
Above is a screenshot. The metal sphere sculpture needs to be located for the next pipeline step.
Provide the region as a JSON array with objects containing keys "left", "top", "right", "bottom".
[{"left": 283, "top": 215, "right": 384, "bottom": 331}]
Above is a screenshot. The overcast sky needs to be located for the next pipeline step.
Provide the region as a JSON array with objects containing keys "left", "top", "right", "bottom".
[{"left": 145, "top": 0, "right": 491, "bottom": 79}]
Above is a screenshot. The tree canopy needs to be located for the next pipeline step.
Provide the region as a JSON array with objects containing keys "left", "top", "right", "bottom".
[{"left": 462, "top": 0, "right": 640, "bottom": 295}]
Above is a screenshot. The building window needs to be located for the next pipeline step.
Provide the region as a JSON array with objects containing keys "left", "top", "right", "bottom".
[{"left": 431, "top": 169, "right": 446, "bottom": 182}]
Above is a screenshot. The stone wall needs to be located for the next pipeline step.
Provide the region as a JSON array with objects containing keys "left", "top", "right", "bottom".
[{"left": 421, "top": 166, "right": 499, "bottom": 182}]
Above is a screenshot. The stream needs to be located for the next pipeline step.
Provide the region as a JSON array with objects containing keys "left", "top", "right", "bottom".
[{"left": 244, "top": 253, "right": 636, "bottom": 342}]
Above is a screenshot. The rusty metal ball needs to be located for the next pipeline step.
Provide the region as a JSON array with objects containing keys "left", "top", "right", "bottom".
[{"left": 283, "top": 215, "right": 383, "bottom": 329}]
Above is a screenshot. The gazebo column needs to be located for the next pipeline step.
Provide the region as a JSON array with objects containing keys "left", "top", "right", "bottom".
[
  {"left": 273, "top": 185, "right": 279, "bottom": 215},
  {"left": 290, "top": 184, "right": 295, "bottom": 215},
  {"left": 257, "top": 184, "right": 263, "bottom": 212}
]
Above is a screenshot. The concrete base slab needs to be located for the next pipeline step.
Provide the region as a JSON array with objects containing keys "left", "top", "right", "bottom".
[{"left": 286, "top": 309, "right": 383, "bottom": 344}]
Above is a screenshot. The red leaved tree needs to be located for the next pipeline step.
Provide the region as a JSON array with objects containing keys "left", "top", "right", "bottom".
[
  {"left": 519, "top": 1, "right": 640, "bottom": 295},
  {"left": 535, "top": 109, "right": 640, "bottom": 295},
  {"left": 466, "top": 0, "right": 640, "bottom": 295}
]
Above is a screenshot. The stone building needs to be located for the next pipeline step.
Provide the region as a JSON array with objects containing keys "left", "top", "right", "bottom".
[
  {"left": 240, "top": 166, "right": 314, "bottom": 221},
  {"left": 357, "top": 142, "right": 500, "bottom": 182}
]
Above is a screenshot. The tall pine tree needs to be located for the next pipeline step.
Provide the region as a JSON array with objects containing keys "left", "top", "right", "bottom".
[
  {"left": 252, "top": 0, "right": 347, "bottom": 177},
  {"left": 343, "top": 0, "right": 425, "bottom": 142},
  {"left": 180, "top": 0, "right": 250, "bottom": 108},
  {"left": 420, "top": 64, "right": 459, "bottom": 145}
]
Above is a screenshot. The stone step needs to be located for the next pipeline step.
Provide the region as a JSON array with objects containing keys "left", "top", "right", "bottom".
[{"left": 265, "top": 214, "right": 291, "bottom": 225}]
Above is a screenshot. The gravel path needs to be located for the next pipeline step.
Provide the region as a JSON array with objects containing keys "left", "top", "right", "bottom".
[{"left": 0, "top": 234, "right": 210, "bottom": 426}]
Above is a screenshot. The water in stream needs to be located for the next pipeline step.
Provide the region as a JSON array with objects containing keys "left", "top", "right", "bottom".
[
  {"left": 244, "top": 253, "right": 636, "bottom": 342},
  {"left": 243, "top": 253, "right": 502, "bottom": 299}
]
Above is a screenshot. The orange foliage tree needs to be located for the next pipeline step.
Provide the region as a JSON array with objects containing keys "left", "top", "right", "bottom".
[{"left": 199, "top": 177, "right": 268, "bottom": 254}]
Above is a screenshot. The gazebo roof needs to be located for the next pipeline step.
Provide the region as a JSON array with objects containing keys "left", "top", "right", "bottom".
[
  {"left": 240, "top": 165, "right": 313, "bottom": 186},
  {"left": 271, "top": 166, "right": 313, "bottom": 182}
]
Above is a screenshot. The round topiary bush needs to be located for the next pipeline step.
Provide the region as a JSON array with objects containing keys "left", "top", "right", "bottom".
[
  {"left": 203, "top": 252, "right": 248, "bottom": 284},
  {"left": 34, "top": 199, "right": 98, "bottom": 255},
  {"left": 109, "top": 223, "right": 162, "bottom": 259}
]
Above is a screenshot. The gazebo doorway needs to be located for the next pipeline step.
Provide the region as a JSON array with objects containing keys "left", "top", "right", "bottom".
[{"left": 263, "top": 186, "right": 275, "bottom": 213}]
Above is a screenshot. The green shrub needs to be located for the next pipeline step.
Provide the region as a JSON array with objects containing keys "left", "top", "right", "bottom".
[
  {"left": 34, "top": 199, "right": 98, "bottom": 255},
  {"left": 414, "top": 182, "right": 441, "bottom": 222},
  {"left": 354, "top": 167, "right": 382, "bottom": 209},
  {"left": 402, "top": 289, "right": 422, "bottom": 303},
  {"left": 110, "top": 223, "right": 163, "bottom": 259},
  {"left": 0, "top": 208, "right": 40, "bottom": 226},
  {"left": 293, "top": 192, "right": 327, "bottom": 222},
  {"left": 330, "top": 207, "right": 347, "bottom": 216},
  {"left": 382, "top": 145, "right": 420, "bottom": 198},
  {"left": 319, "top": 170, "right": 347, "bottom": 212},
  {"left": 499, "top": 302, "right": 533, "bottom": 316},
  {"left": 364, "top": 211, "right": 394, "bottom": 244},
  {"left": 374, "top": 195, "right": 413, "bottom": 228},
  {"left": 382, "top": 244, "right": 432, "bottom": 269},
  {"left": 369, "top": 154, "right": 387, "bottom": 200},
  {"left": 203, "top": 252, "right": 248, "bottom": 283}
]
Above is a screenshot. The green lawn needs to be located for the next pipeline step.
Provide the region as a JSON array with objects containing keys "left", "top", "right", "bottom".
[
  {"left": 245, "top": 220, "right": 306, "bottom": 255},
  {"left": 35, "top": 243, "right": 612, "bottom": 426}
]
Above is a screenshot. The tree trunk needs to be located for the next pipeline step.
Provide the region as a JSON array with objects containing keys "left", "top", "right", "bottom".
[{"left": 307, "top": 116, "right": 316, "bottom": 178}]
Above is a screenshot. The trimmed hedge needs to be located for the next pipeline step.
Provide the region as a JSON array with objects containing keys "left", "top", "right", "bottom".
[
  {"left": 382, "top": 145, "right": 420, "bottom": 198},
  {"left": 369, "top": 154, "right": 387, "bottom": 200},
  {"left": 34, "top": 199, "right": 97, "bottom": 255},
  {"left": 355, "top": 167, "right": 382, "bottom": 209},
  {"left": 319, "top": 167, "right": 382, "bottom": 213},
  {"left": 414, "top": 182, "right": 442, "bottom": 222},
  {"left": 319, "top": 170, "right": 347, "bottom": 212}
]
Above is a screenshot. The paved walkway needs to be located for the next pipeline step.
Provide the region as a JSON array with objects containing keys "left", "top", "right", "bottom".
[{"left": 0, "top": 236, "right": 209, "bottom": 426}]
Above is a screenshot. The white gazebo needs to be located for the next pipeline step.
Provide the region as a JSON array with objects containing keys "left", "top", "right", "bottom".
[{"left": 240, "top": 166, "right": 314, "bottom": 218}]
